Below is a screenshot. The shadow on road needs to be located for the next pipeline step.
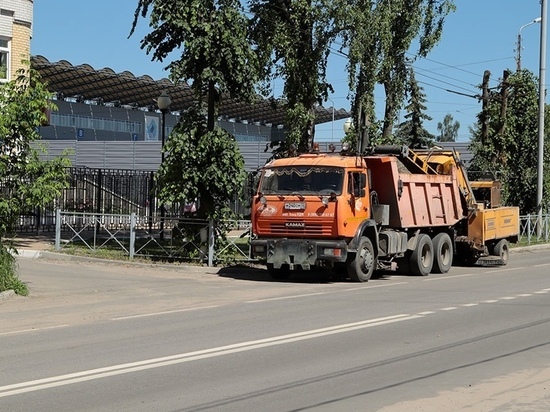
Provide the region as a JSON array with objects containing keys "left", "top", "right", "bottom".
[{"left": 217, "top": 265, "right": 396, "bottom": 285}]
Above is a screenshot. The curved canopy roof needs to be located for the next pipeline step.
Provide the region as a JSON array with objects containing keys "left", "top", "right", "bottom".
[{"left": 31, "top": 55, "right": 350, "bottom": 127}]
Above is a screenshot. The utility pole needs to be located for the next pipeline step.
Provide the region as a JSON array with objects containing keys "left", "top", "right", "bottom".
[
  {"left": 537, "top": 0, "right": 547, "bottom": 237},
  {"left": 498, "top": 70, "right": 510, "bottom": 138},
  {"left": 480, "top": 70, "right": 491, "bottom": 144}
]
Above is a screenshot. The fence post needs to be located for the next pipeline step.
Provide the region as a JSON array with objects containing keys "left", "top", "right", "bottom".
[
  {"left": 148, "top": 171, "right": 154, "bottom": 234},
  {"left": 130, "top": 212, "right": 136, "bottom": 259},
  {"left": 208, "top": 219, "right": 215, "bottom": 267},
  {"left": 55, "top": 208, "right": 61, "bottom": 251},
  {"left": 544, "top": 215, "right": 549, "bottom": 243},
  {"left": 96, "top": 168, "right": 102, "bottom": 235},
  {"left": 527, "top": 215, "right": 532, "bottom": 244}
]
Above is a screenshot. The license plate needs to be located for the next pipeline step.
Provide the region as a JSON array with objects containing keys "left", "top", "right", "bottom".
[{"left": 285, "top": 202, "right": 306, "bottom": 210}]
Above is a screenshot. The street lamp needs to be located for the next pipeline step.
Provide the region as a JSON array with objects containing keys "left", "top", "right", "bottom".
[
  {"left": 157, "top": 90, "right": 171, "bottom": 241},
  {"left": 157, "top": 91, "right": 171, "bottom": 164},
  {"left": 327, "top": 98, "right": 335, "bottom": 141},
  {"left": 517, "top": 17, "right": 542, "bottom": 71}
]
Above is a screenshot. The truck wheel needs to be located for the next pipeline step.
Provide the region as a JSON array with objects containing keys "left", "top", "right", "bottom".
[
  {"left": 432, "top": 233, "right": 453, "bottom": 274},
  {"left": 347, "top": 236, "right": 375, "bottom": 282},
  {"left": 267, "top": 264, "right": 290, "bottom": 280},
  {"left": 410, "top": 234, "right": 434, "bottom": 276},
  {"left": 492, "top": 239, "right": 509, "bottom": 265}
]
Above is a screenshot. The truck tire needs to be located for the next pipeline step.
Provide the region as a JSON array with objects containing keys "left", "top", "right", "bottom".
[
  {"left": 347, "top": 236, "right": 375, "bottom": 282},
  {"left": 492, "top": 239, "right": 509, "bottom": 265},
  {"left": 267, "top": 264, "right": 290, "bottom": 280},
  {"left": 432, "top": 232, "right": 453, "bottom": 274},
  {"left": 410, "top": 234, "right": 434, "bottom": 276}
]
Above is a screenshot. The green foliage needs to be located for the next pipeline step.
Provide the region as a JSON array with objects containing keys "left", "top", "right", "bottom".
[
  {"left": 155, "top": 108, "right": 247, "bottom": 220},
  {"left": 131, "top": 0, "right": 259, "bottom": 126},
  {"left": 343, "top": 0, "right": 455, "bottom": 140},
  {"left": 0, "top": 246, "right": 27, "bottom": 296},
  {"left": 131, "top": 0, "right": 257, "bottom": 229},
  {"left": 437, "top": 113, "right": 459, "bottom": 142},
  {"left": 469, "top": 69, "right": 550, "bottom": 214},
  {"left": 394, "top": 68, "right": 435, "bottom": 148},
  {"left": 0, "top": 66, "right": 70, "bottom": 294},
  {"left": 249, "top": 0, "right": 345, "bottom": 151}
]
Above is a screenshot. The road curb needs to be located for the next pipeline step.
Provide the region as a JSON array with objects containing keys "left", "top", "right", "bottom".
[{"left": 0, "top": 289, "right": 15, "bottom": 300}]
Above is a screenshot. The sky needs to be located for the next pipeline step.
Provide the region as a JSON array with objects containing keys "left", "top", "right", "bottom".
[{"left": 31, "top": 0, "right": 547, "bottom": 143}]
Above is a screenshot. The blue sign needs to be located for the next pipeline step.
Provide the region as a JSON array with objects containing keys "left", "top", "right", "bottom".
[
  {"left": 132, "top": 133, "right": 139, "bottom": 141},
  {"left": 77, "top": 128, "right": 84, "bottom": 139}
]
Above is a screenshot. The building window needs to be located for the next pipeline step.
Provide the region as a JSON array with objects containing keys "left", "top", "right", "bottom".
[{"left": 0, "top": 38, "right": 9, "bottom": 82}]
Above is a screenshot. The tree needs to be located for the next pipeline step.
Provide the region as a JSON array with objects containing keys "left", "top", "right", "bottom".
[
  {"left": 0, "top": 67, "right": 70, "bottom": 295},
  {"left": 130, "top": 0, "right": 259, "bottom": 219},
  {"left": 436, "top": 113, "right": 459, "bottom": 142},
  {"left": 342, "top": 0, "right": 455, "bottom": 146},
  {"left": 469, "top": 69, "right": 550, "bottom": 214},
  {"left": 155, "top": 108, "right": 247, "bottom": 220},
  {"left": 394, "top": 68, "right": 435, "bottom": 148},
  {"left": 249, "top": 0, "right": 345, "bottom": 152}
]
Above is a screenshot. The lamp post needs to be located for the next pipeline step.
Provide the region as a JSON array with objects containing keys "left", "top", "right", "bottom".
[
  {"left": 157, "top": 90, "right": 171, "bottom": 241},
  {"left": 327, "top": 98, "right": 335, "bottom": 141},
  {"left": 537, "top": 0, "right": 547, "bottom": 237},
  {"left": 517, "top": 17, "right": 542, "bottom": 71}
]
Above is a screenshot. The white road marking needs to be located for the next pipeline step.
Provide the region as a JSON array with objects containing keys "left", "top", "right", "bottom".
[
  {"left": 422, "top": 273, "right": 477, "bottom": 281},
  {"left": 112, "top": 306, "right": 219, "bottom": 320},
  {"left": 462, "top": 303, "right": 479, "bottom": 307},
  {"left": 518, "top": 294, "right": 533, "bottom": 297},
  {"left": 501, "top": 297, "right": 516, "bottom": 300},
  {"left": 0, "top": 313, "right": 422, "bottom": 398},
  {"left": 482, "top": 300, "right": 499, "bottom": 303},
  {"left": 417, "top": 311, "right": 436, "bottom": 315},
  {"left": 440, "top": 307, "right": 458, "bottom": 311},
  {"left": 0, "top": 325, "right": 69, "bottom": 337}
]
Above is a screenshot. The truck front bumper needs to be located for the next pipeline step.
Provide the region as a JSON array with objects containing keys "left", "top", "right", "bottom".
[{"left": 251, "top": 239, "right": 348, "bottom": 270}]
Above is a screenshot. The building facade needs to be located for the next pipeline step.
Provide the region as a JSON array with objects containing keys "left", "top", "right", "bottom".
[{"left": 0, "top": 0, "right": 33, "bottom": 82}]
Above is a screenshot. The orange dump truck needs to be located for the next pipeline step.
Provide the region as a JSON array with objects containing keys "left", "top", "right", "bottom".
[{"left": 251, "top": 145, "right": 519, "bottom": 281}]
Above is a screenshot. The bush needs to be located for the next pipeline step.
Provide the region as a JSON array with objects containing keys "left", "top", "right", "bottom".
[{"left": 0, "top": 246, "right": 28, "bottom": 296}]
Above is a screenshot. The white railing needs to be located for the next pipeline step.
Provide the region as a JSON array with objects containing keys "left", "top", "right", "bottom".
[
  {"left": 519, "top": 214, "right": 550, "bottom": 244},
  {"left": 54, "top": 210, "right": 253, "bottom": 266}
]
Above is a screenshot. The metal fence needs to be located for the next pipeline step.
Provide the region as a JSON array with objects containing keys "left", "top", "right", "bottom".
[
  {"left": 51, "top": 210, "right": 550, "bottom": 267},
  {"left": 519, "top": 214, "right": 550, "bottom": 244},
  {"left": 9, "top": 167, "right": 250, "bottom": 234},
  {"left": 54, "top": 210, "right": 253, "bottom": 266}
]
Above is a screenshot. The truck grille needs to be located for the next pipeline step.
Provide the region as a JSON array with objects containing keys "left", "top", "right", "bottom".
[{"left": 269, "top": 222, "right": 333, "bottom": 236}]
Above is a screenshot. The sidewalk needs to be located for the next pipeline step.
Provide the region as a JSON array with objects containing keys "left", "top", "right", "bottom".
[{"left": 8, "top": 233, "right": 55, "bottom": 259}]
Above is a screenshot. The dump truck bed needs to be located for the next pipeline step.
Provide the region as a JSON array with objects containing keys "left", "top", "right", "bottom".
[{"left": 365, "top": 155, "right": 464, "bottom": 229}]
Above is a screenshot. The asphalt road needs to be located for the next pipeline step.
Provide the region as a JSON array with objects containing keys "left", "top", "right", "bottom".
[{"left": 1, "top": 248, "right": 549, "bottom": 411}]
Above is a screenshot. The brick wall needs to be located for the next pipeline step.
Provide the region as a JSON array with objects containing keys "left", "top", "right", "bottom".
[
  {"left": 11, "top": 22, "right": 31, "bottom": 76},
  {"left": 0, "top": 0, "right": 33, "bottom": 79}
]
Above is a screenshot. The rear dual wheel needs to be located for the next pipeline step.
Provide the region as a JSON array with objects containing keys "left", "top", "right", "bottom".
[
  {"left": 410, "top": 234, "right": 434, "bottom": 276},
  {"left": 432, "top": 232, "right": 453, "bottom": 274}
]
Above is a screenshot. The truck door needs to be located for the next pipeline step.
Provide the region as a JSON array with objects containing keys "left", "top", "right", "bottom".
[
  {"left": 337, "top": 171, "right": 370, "bottom": 237},
  {"left": 349, "top": 171, "right": 369, "bottom": 215}
]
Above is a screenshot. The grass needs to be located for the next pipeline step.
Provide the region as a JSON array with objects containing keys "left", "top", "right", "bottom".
[{"left": 56, "top": 236, "right": 252, "bottom": 265}]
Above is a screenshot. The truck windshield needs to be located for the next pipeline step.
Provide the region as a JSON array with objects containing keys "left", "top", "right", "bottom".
[{"left": 259, "top": 166, "right": 344, "bottom": 195}]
